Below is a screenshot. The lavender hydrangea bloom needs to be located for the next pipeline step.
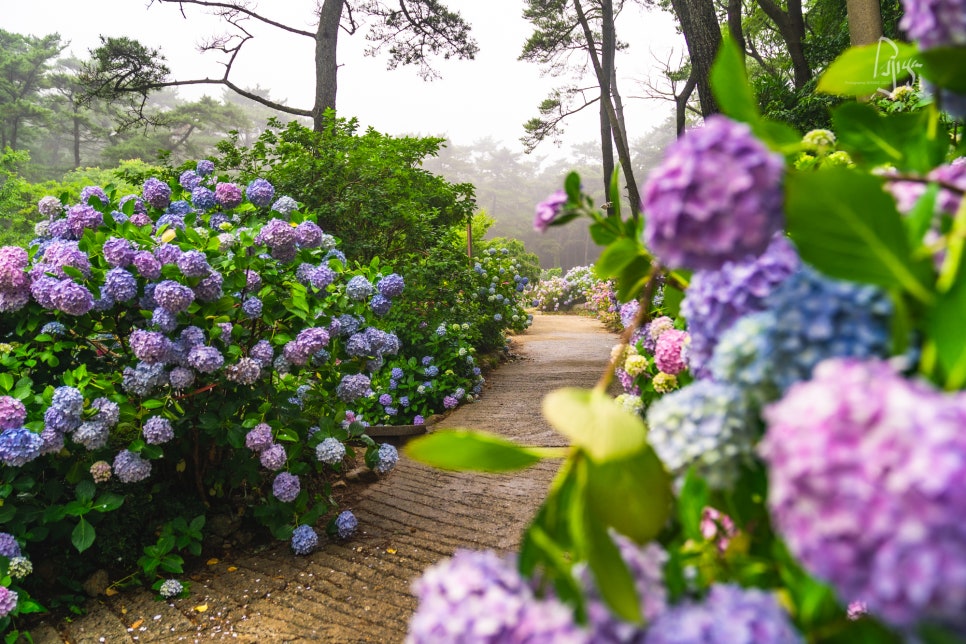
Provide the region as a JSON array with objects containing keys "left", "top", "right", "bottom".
[
  {"left": 246, "top": 178, "right": 275, "bottom": 207},
  {"left": 761, "top": 358, "right": 966, "bottom": 630},
  {"left": 225, "top": 357, "right": 262, "bottom": 385},
  {"left": 255, "top": 218, "right": 298, "bottom": 262},
  {"left": 187, "top": 346, "right": 224, "bottom": 373},
  {"left": 291, "top": 524, "right": 318, "bottom": 555},
  {"left": 899, "top": 0, "right": 966, "bottom": 49},
  {"left": 443, "top": 395, "right": 458, "bottom": 410},
  {"left": 193, "top": 270, "right": 224, "bottom": 302},
  {"left": 259, "top": 443, "right": 287, "bottom": 470},
  {"left": 151, "top": 307, "right": 178, "bottom": 333},
  {"left": 132, "top": 251, "right": 162, "bottom": 280},
  {"left": 373, "top": 443, "right": 399, "bottom": 474},
  {"left": 122, "top": 361, "right": 169, "bottom": 397},
  {"left": 370, "top": 294, "right": 391, "bottom": 316},
  {"left": 534, "top": 190, "right": 569, "bottom": 233},
  {"left": 271, "top": 471, "right": 301, "bottom": 502},
  {"left": 50, "top": 280, "right": 94, "bottom": 316},
  {"left": 365, "top": 327, "right": 400, "bottom": 356},
  {"left": 130, "top": 329, "right": 172, "bottom": 364},
  {"left": 0, "top": 246, "right": 28, "bottom": 290},
  {"left": 0, "top": 587, "right": 17, "bottom": 618},
  {"left": 159, "top": 579, "right": 183, "bottom": 599},
  {"left": 336, "top": 374, "right": 372, "bottom": 402},
  {"left": 196, "top": 159, "right": 215, "bottom": 176},
  {"left": 316, "top": 437, "right": 346, "bottom": 465},
  {"left": 294, "top": 221, "right": 323, "bottom": 247},
  {"left": 0, "top": 533, "right": 20, "bottom": 558},
  {"left": 143, "top": 416, "right": 174, "bottom": 444},
  {"left": 191, "top": 186, "right": 216, "bottom": 211},
  {"left": 346, "top": 275, "right": 374, "bottom": 301},
  {"left": 169, "top": 366, "right": 195, "bottom": 391},
  {"left": 646, "top": 380, "right": 754, "bottom": 489},
  {"left": 0, "top": 428, "right": 43, "bottom": 466},
  {"left": 113, "top": 449, "right": 152, "bottom": 483},
  {"left": 338, "top": 314, "right": 361, "bottom": 337},
  {"left": 245, "top": 423, "right": 273, "bottom": 452},
  {"left": 179, "top": 170, "right": 202, "bottom": 191},
  {"left": 272, "top": 196, "right": 299, "bottom": 215},
  {"left": 40, "top": 240, "right": 92, "bottom": 277},
  {"left": 66, "top": 204, "right": 103, "bottom": 237},
  {"left": 249, "top": 340, "right": 274, "bottom": 368},
  {"left": 645, "top": 584, "right": 801, "bottom": 643},
  {"left": 79, "top": 185, "right": 109, "bottom": 206},
  {"left": 408, "top": 549, "right": 587, "bottom": 643},
  {"left": 176, "top": 250, "right": 210, "bottom": 278},
  {"left": 142, "top": 178, "right": 172, "bottom": 209},
  {"left": 0, "top": 396, "right": 27, "bottom": 430},
  {"left": 214, "top": 182, "right": 243, "bottom": 209},
  {"left": 377, "top": 273, "right": 405, "bottom": 299},
  {"left": 91, "top": 397, "right": 120, "bottom": 428},
  {"left": 102, "top": 237, "right": 136, "bottom": 268},
  {"left": 643, "top": 116, "right": 786, "bottom": 271},
  {"left": 38, "top": 195, "right": 63, "bottom": 218},
  {"left": 74, "top": 421, "right": 109, "bottom": 450},
  {"left": 335, "top": 510, "right": 358, "bottom": 539},
  {"left": 681, "top": 235, "right": 800, "bottom": 376},
  {"left": 102, "top": 268, "right": 138, "bottom": 303},
  {"left": 241, "top": 296, "right": 263, "bottom": 319}
]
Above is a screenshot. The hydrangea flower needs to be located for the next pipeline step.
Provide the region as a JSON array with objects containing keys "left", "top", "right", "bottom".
[
  {"left": 0, "top": 533, "right": 20, "bottom": 558},
  {"left": 50, "top": 279, "right": 94, "bottom": 316},
  {"left": 0, "top": 428, "right": 42, "bottom": 467},
  {"left": 761, "top": 358, "right": 966, "bottom": 630},
  {"left": 373, "top": 443, "right": 399, "bottom": 474},
  {"left": 316, "top": 437, "right": 346, "bottom": 465},
  {"left": 0, "top": 396, "right": 27, "bottom": 430},
  {"left": 645, "top": 584, "right": 802, "bottom": 643},
  {"left": 187, "top": 346, "right": 224, "bottom": 373},
  {"left": 159, "top": 579, "right": 183, "bottom": 599},
  {"left": 245, "top": 178, "right": 275, "bottom": 207},
  {"left": 214, "top": 182, "right": 243, "bottom": 209},
  {"left": 291, "top": 524, "right": 318, "bottom": 555},
  {"left": 193, "top": 270, "right": 224, "bottom": 302},
  {"left": 191, "top": 186, "right": 216, "bottom": 211},
  {"left": 370, "top": 294, "right": 391, "bottom": 316},
  {"left": 143, "top": 416, "right": 174, "bottom": 444},
  {"left": 113, "top": 449, "right": 152, "bottom": 483},
  {"left": 681, "top": 234, "right": 799, "bottom": 376},
  {"left": 122, "top": 361, "right": 169, "bottom": 397},
  {"left": 376, "top": 273, "right": 405, "bottom": 299},
  {"left": 38, "top": 195, "right": 63, "bottom": 218},
  {"left": 294, "top": 221, "right": 323, "bottom": 248},
  {"left": 176, "top": 250, "right": 210, "bottom": 278},
  {"left": 245, "top": 423, "right": 273, "bottom": 452},
  {"left": 642, "top": 116, "right": 786, "bottom": 271},
  {"left": 646, "top": 380, "right": 754, "bottom": 489},
  {"left": 79, "top": 185, "right": 109, "bottom": 206},
  {"left": 654, "top": 329, "right": 689, "bottom": 375},
  {"left": 9, "top": 556, "right": 32, "bottom": 580},
  {"left": 51, "top": 386, "right": 84, "bottom": 416},
  {"left": 196, "top": 159, "right": 215, "bottom": 176},
  {"left": 130, "top": 329, "right": 172, "bottom": 364},
  {"left": 335, "top": 510, "right": 358, "bottom": 539},
  {"left": 346, "top": 275, "right": 374, "bottom": 301},
  {"left": 250, "top": 340, "right": 274, "bottom": 367},
  {"left": 179, "top": 170, "right": 201, "bottom": 191},
  {"left": 254, "top": 218, "right": 298, "bottom": 262},
  {"left": 225, "top": 357, "right": 262, "bottom": 385},
  {"left": 408, "top": 549, "right": 586, "bottom": 643},
  {"left": 272, "top": 472, "right": 301, "bottom": 502},
  {"left": 102, "top": 237, "right": 136, "bottom": 268},
  {"left": 241, "top": 296, "right": 263, "bottom": 319},
  {"left": 0, "top": 587, "right": 17, "bottom": 618},
  {"left": 153, "top": 280, "right": 194, "bottom": 314},
  {"left": 74, "top": 421, "right": 109, "bottom": 450},
  {"left": 336, "top": 374, "right": 372, "bottom": 402},
  {"left": 899, "top": 0, "right": 966, "bottom": 49},
  {"left": 90, "top": 460, "right": 112, "bottom": 483},
  {"left": 534, "top": 190, "right": 569, "bottom": 233},
  {"left": 142, "top": 178, "right": 172, "bottom": 209},
  {"left": 132, "top": 250, "right": 162, "bottom": 280},
  {"left": 260, "top": 443, "right": 287, "bottom": 470},
  {"left": 272, "top": 196, "right": 299, "bottom": 215},
  {"left": 66, "top": 204, "right": 103, "bottom": 237}
]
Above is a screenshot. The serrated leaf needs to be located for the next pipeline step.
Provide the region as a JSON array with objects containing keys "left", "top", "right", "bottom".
[
  {"left": 405, "top": 430, "right": 546, "bottom": 472},
  {"left": 542, "top": 388, "right": 646, "bottom": 462},
  {"left": 72, "top": 517, "right": 96, "bottom": 553},
  {"left": 818, "top": 41, "right": 920, "bottom": 97}
]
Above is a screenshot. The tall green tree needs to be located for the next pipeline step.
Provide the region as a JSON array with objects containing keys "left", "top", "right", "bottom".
[
  {"left": 80, "top": 1, "right": 478, "bottom": 132},
  {"left": 0, "top": 30, "right": 65, "bottom": 150}
]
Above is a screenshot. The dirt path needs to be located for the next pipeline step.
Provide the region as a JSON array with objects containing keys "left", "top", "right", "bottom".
[{"left": 34, "top": 313, "right": 617, "bottom": 643}]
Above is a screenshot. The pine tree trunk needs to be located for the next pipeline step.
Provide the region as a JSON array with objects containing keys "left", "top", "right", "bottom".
[
  {"left": 669, "top": 0, "right": 721, "bottom": 117},
  {"left": 315, "top": 0, "right": 344, "bottom": 130}
]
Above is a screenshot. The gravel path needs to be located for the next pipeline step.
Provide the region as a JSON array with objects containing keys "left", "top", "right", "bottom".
[{"left": 34, "top": 313, "right": 617, "bottom": 643}]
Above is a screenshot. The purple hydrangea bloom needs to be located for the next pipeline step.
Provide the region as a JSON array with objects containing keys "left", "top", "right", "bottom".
[
  {"left": 378, "top": 393, "right": 393, "bottom": 406},
  {"left": 408, "top": 549, "right": 586, "bottom": 643},
  {"left": 294, "top": 221, "right": 323, "bottom": 247},
  {"left": 154, "top": 280, "right": 194, "bottom": 314},
  {"left": 255, "top": 218, "right": 299, "bottom": 262},
  {"left": 345, "top": 275, "right": 374, "bottom": 301},
  {"left": 335, "top": 510, "right": 358, "bottom": 540},
  {"left": 155, "top": 213, "right": 185, "bottom": 233},
  {"left": 130, "top": 329, "right": 172, "bottom": 364},
  {"left": 176, "top": 250, "right": 210, "bottom": 278},
  {"left": 642, "top": 116, "right": 786, "bottom": 271},
  {"left": 413, "top": 415, "right": 425, "bottom": 425},
  {"left": 241, "top": 296, "right": 262, "bottom": 319},
  {"left": 336, "top": 374, "right": 372, "bottom": 403},
  {"left": 91, "top": 397, "right": 120, "bottom": 427},
  {"left": 681, "top": 235, "right": 799, "bottom": 376},
  {"left": 191, "top": 186, "right": 216, "bottom": 211},
  {"left": 250, "top": 340, "right": 274, "bottom": 367},
  {"left": 179, "top": 170, "right": 202, "bottom": 191},
  {"left": 376, "top": 273, "right": 405, "bottom": 299},
  {"left": 102, "top": 237, "right": 136, "bottom": 268},
  {"left": 761, "top": 358, "right": 966, "bottom": 630},
  {"left": 74, "top": 421, "right": 109, "bottom": 450},
  {"left": 119, "top": 194, "right": 147, "bottom": 215},
  {"left": 151, "top": 307, "right": 178, "bottom": 333},
  {"left": 196, "top": 159, "right": 215, "bottom": 176},
  {"left": 142, "top": 178, "right": 172, "bottom": 210},
  {"left": 370, "top": 294, "right": 391, "bottom": 316},
  {"left": 390, "top": 367, "right": 404, "bottom": 380},
  {"left": 66, "top": 204, "right": 103, "bottom": 237},
  {"left": 40, "top": 240, "right": 92, "bottom": 277},
  {"left": 0, "top": 533, "right": 21, "bottom": 558},
  {"left": 214, "top": 182, "right": 243, "bottom": 209},
  {"left": 193, "top": 270, "right": 224, "bottom": 302},
  {"left": 0, "top": 587, "right": 17, "bottom": 618},
  {"left": 121, "top": 361, "right": 169, "bottom": 397},
  {"left": 373, "top": 443, "right": 398, "bottom": 474},
  {"left": 29, "top": 275, "right": 58, "bottom": 309},
  {"left": 51, "top": 386, "right": 84, "bottom": 416},
  {"left": 187, "top": 345, "right": 224, "bottom": 373},
  {"left": 283, "top": 327, "right": 331, "bottom": 366},
  {"left": 272, "top": 471, "right": 300, "bottom": 502},
  {"left": 143, "top": 416, "right": 174, "bottom": 444},
  {"left": 310, "top": 265, "right": 335, "bottom": 290},
  {"left": 130, "top": 212, "right": 152, "bottom": 227},
  {"left": 79, "top": 185, "right": 108, "bottom": 206},
  {"left": 0, "top": 246, "right": 28, "bottom": 290},
  {"left": 338, "top": 315, "right": 361, "bottom": 337},
  {"left": 259, "top": 443, "right": 287, "bottom": 470},
  {"left": 245, "top": 423, "right": 274, "bottom": 452},
  {"left": 245, "top": 178, "right": 275, "bottom": 207},
  {"left": 132, "top": 251, "right": 162, "bottom": 280},
  {"left": 103, "top": 268, "right": 138, "bottom": 303},
  {"left": 644, "top": 584, "right": 801, "bottom": 643},
  {"left": 534, "top": 190, "right": 569, "bottom": 233},
  {"left": 646, "top": 380, "right": 754, "bottom": 489},
  {"left": 272, "top": 196, "right": 299, "bottom": 215},
  {"left": 0, "top": 396, "right": 27, "bottom": 430},
  {"left": 316, "top": 437, "right": 346, "bottom": 465},
  {"left": 0, "top": 427, "right": 43, "bottom": 466},
  {"left": 291, "top": 524, "right": 318, "bottom": 555},
  {"left": 166, "top": 200, "right": 192, "bottom": 216},
  {"left": 50, "top": 280, "right": 94, "bottom": 316},
  {"left": 113, "top": 449, "right": 152, "bottom": 483},
  {"left": 424, "top": 365, "right": 440, "bottom": 378},
  {"left": 899, "top": 0, "right": 966, "bottom": 49},
  {"left": 443, "top": 395, "right": 458, "bottom": 410},
  {"left": 179, "top": 326, "right": 205, "bottom": 348},
  {"left": 38, "top": 195, "right": 63, "bottom": 218},
  {"left": 225, "top": 357, "right": 262, "bottom": 385},
  {"left": 168, "top": 366, "right": 195, "bottom": 391}
]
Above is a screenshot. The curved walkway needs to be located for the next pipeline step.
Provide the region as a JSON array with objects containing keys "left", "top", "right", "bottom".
[{"left": 35, "top": 313, "right": 617, "bottom": 643}]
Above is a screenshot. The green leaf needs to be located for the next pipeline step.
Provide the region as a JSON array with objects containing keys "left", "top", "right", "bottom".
[
  {"left": 564, "top": 172, "right": 582, "bottom": 202},
  {"left": 710, "top": 37, "right": 759, "bottom": 125},
  {"left": 928, "top": 268, "right": 966, "bottom": 389},
  {"left": 616, "top": 256, "right": 653, "bottom": 303},
  {"left": 585, "top": 512, "right": 642, "bottom": 624},
  {"left": 92, "top": 492, "right": 125, "bottom": 512},
  {"left": 0, "top": 374, "right": 12, "bottom": 393},
  {"left": 677, "top": 468, "right": 711, "bottom": 541},
  {"left": 917, "top": 47, "right": 966, "bottom": 94},
  {"left": 59, "top": 266, "right": 85, "bottom": 281},
  {"left": 405, "top": 430, "right": 547, "bottom": 472},
  {"left": 542, "top": 388, "right": 646, "bottom": 462},
  {"left": 595, "top": 238, "right": 644, "bottom": 279},
  {"left": 141, "top": 398, "right": 164, "bottom": 410},
  {"left": 906, "top": 185, "right": 939, "bottom": 249},
  {"left": 75, "top": 480, "right": 96, "bottom": 503},
  {"left": 72, "top": 517, "right": 96, "bottom": 553},
  {"left": 785, "top": 168, "right": 934, "bottom": 303},
  {"left": 833, "top": 103, "right": 948, "bottom": 172},
  {"left": 584, "top": 446, "right": 672, "bottom": 543},
  {"left": 818, "top": 41, "right": 920, "bottom": 97}
]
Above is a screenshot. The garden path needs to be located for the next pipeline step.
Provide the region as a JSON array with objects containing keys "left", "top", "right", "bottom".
[{"left": 35, "top": 312, "right": 617, "bottom": 643}]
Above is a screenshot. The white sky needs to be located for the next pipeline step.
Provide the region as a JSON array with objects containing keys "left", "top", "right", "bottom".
[{"left": 4, "top": 0, "right": 684, "bottom": 159}]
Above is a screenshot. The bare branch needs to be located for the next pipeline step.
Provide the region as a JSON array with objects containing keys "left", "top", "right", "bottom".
[{"left": 151, "top": 0, "right": 316, "bottom": 38}]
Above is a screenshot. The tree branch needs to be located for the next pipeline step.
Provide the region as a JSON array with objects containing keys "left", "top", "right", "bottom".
[{"left": 152, "top": 0, "right": 316, "bottom": 38}]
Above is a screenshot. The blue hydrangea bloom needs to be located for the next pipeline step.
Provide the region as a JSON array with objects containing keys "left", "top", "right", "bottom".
[
  {"left": 373, "top": 443, "right": 398, "bottom": 474},
  {"left": 335, "top": 510, "right": 358, "bottom": 539},
  {"left": 316, "top": 437, "right": 346, "bottom": 465},
  {"left": 291, "top": 524, "right": 318, "bottom": 555},
  {"left": 245, "top": 178, "right": 275, "bottom": 207},
  {"left": 346, "top": 275, "right": 374, "bottom": 301},
  {"left": 159, "top": 579, "right": 183, "bottom": 599},
  {"left": 0, "top": 428, "right": 43, "bottom": 466}
]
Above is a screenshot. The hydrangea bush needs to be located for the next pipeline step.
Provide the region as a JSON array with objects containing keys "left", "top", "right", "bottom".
[
  {"left": 527, "top": 265, "right": 597, "bottom": 312},
  {"left": 405, "top": 26, "right": 966, "bottom": 643}
]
